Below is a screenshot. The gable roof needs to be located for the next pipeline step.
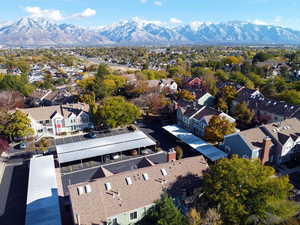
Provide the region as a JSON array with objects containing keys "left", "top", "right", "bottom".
[
  {"left": 261, "top": 118, "right": 300, "bottom": 145},
  {"left": 16, "top": 103, "right": 89, "bottom": 121},
  {"left": 234, "top": 88, "right": 300, "bottom": 118},
  {"left": 68, "top": 156, "right": 208, "bottom": 224},
  {"left": 238, "top": 127, "right": 271, "bottom": 150}
]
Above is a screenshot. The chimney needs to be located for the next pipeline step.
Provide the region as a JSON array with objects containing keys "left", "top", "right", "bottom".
[
  {"left": 261, "top": 137, "right": 272, "bottom": 165},
  {"left": 167, "top": 149, "right": 176, "bottom": 162}
]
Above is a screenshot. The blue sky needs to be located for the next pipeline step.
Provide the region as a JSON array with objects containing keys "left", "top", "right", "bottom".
[{"left": 1, "top": 0, "right": 300, "bottom": 29}]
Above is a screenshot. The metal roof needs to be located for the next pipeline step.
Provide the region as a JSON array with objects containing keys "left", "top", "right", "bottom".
[
  {"left": 56, "top": 131, "right": 156, "bottom": 164},
  {"left": 163, "top": 125, "right": 227, "bottom": 161},
  {"left": 25, "top": 155, "right": 62, "bottom": 225}
]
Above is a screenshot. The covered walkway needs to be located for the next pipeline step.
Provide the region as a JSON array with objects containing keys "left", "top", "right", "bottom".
[{"left": 163, "top": 125, "right": 227, "bottom": 161}]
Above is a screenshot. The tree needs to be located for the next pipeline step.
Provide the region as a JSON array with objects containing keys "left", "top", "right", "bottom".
[
  {"left": 253, "top": 52, "right": 272, "bottom": 64},
  {"left": 145, "top": 94, "right": 170, "bottom": 115},
  {"left": 234, "top": 102, "right": 255, "bottom": 125},
  {"left": 79, "top": 92, "right": 96, "bottom": 105},
  {"left": 0, "top": 91, "right": 24, "bottom": 110},
  {"left": 96, "top": 96, "right": 141, "bottom": 128},
  {"left": 202, "top": 208, "right": 222, "bottom": 225},
  {"left": 204, "top": 115, "right": 236, "bottom": 143},
  {"left": 137, "top": 194, "right": 187, "bottom": 225},
  {"left": 221, "top": 85, "right": 237, "bottom": 103},
  {"left": 187, "top": 208, "right": 201, "bottom": 225},
  {"left": 4, "top": 110, "right": 34, "bottom": 139},
  {"left": 216, "top": 98, "right": 228, "bottom": 113},
  {"left": 178, "top": 90, "right": 196, "bottom": 101},
  {"left": 95, "top": 64, "right": 110, "bottom": 81},
  {"left": 203, "top": 156, "right": 299, "bottom": 225}
]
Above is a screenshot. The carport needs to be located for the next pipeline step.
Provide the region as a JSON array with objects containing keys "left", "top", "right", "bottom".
[
  {"left": 163, "top": 125, "right": 227, "bottom": 161},
  {"left": 56, "top": 131, "right": 156, "bottom": 166}
]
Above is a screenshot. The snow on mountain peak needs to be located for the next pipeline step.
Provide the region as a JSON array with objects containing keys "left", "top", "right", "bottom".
[{"left": 1, "top": 17, "right": 300, "bottom": 46}]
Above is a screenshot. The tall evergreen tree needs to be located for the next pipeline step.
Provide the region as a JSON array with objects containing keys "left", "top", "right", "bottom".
[{"left": 137, "top": 194, "right": 187, "bottom": 225}]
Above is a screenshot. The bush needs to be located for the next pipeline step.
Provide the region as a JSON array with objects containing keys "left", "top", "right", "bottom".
[{"left": 175, "top": 146, "right": 183, "bottom": 160}]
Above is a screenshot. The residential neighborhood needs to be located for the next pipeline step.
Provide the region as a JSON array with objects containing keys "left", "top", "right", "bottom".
[{"left": 2, "top": 45, "right": 300, "bottom": 225}]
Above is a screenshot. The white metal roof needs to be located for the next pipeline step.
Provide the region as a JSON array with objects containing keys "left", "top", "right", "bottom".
[
  {"left": 25, "top": 155, "right": 62, "bottom": 225},
  {"left": 163, "top": 125, "right": 227, "bottom": 161},
  {"left": 56, "top": 131, "right": 156, "bottom": 164}
]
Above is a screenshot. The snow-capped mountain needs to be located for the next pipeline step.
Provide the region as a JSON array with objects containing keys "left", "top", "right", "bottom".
[
  {"left": 177, "top": 21, "right": 300, "bottom": 44},
  {"left": 0, "top": 17, "right": 112, "bottom": 46},
  {"left": 1, "top": 17, "right": 300, "bottom": 46},
  {"left": 98, "top": 17, "right": 188, "bottom": 44}
]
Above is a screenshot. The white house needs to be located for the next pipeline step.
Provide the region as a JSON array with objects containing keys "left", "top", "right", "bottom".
[{"left": 16, "top": 103, "right": 92, "bottom": 137}]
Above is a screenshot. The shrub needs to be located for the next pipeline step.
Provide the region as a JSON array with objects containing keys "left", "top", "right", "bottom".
[{"left": 175, "top": 146, "right": 183, "bottom": 160}]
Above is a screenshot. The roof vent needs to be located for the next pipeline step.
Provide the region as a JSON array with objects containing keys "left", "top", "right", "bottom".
[
  {"left": 161, "top": 168, "right": 167, "bottom": 176},
  {"left": 125, "top": 177, "right": 133, "bottom": 185},
  {"left": 105, "top": 182, "right": 112, "bottom": 191},
  {"left": 77, "top": 186, "right": 84, "bottom": 195},
  {"left": 85, "top": 184, "right": 92, "bottom": 193},
  {"left": 143, "top": 173, "right": 149, "bottom": 181}
]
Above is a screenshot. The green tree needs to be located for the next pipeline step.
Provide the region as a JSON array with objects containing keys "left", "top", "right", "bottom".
[
  {"left": 79, "top": 92, "right": 96, "bottom": 105},
  {"left": 203, "top": 156, "right": 299, "bottom": 225},
  {"left": 4, "top": 110, "right": 34, "bottom": 139},
  {"left": 204, "top": 115, "right": 236, "bottom": 143},
  {"left": 234, "top": 102, "right": 255, "bottom": 125},
  {"left": 95, "top": 64, "right": 110, "bottom": 81},
  {"left": 137, "top": 194, "right": 187, "bottom": 225},
  {"left": 220, "top": 85, "right": 237, "bottom": 105},
  {"left": 217, "top": 98, "right": 229, "bottom": 113},
  {"left": 96, "top": 96, "right": 141, "bottom": 128}
]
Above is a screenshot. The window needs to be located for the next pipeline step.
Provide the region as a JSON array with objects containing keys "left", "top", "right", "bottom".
[{"left": 130, "top": 211, "right": 137, "bottom": 220}]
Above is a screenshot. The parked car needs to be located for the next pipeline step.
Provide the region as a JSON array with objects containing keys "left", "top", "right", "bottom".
[
  {"left": 112, "top": 154, "right": 120, "bottom": 160},
  {"left": 86, "top": 132, "right": 97, "bottom": 138}
]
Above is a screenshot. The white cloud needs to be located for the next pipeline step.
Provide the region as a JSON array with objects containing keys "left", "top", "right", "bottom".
[
  {"left": 25, "top": 7, "right": 63, "bottom": 21},
  {"left": 252, "top": 19, "right": 269, "bottom": 25},
  {"left": 154, "top": 1, "right": 162, "bottom": 6},
  {"left": 140, "top": 0, "right": 148, "bottom": 3},
  {"left": 72, "top": 8, "right": 96, "bottom": 18},
  {"left": 169, "top": 17, "right": 182, "bottom": 24},
  {"left": 25, "top": 6, "right": 96, "bottom": 21}
]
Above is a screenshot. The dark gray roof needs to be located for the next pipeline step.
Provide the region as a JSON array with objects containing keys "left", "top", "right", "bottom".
[
  {"left": 234, "top": 88, "right": 300, "bottom": 117},
  {"left": 61, "top": 152, "right": 168, "bottom": 196}
]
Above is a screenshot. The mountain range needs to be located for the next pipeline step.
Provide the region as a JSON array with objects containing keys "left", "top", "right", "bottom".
[{"left": 1, "top": 17, "right": 300, "bottom": 46}]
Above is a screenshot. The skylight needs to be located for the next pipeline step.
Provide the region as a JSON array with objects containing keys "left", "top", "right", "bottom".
[
  {"left": 105, "top": 182, "right": 112, "bottom": 191},
  {"left": 125, "top": 177, "right": 133, "bottom": 185},
  {"left": 143, "top": 173, "right": 149, "bottom": 181},
  {"left": 161, "top": 168, "right": 167, "bottom": 176}
]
